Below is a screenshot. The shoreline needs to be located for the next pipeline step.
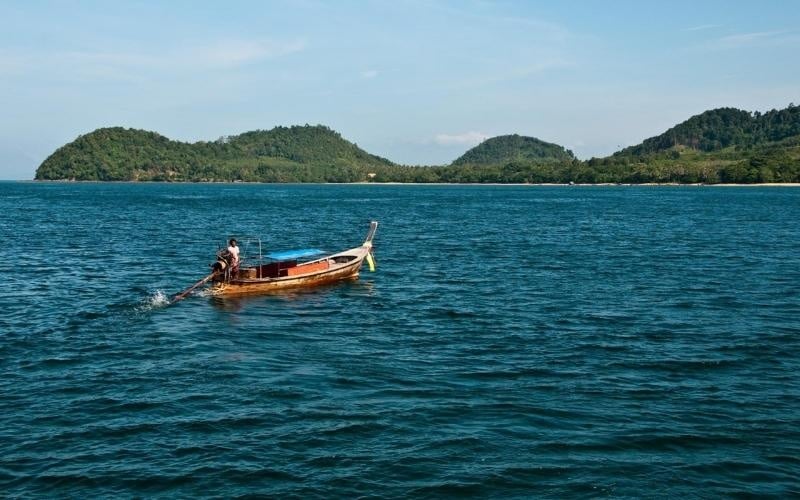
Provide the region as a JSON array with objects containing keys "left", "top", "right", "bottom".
[{"left": 15, "top": 180, "right": 800, "bottom": 187}]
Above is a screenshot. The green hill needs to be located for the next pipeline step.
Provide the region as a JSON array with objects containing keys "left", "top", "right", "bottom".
[
  {"left": 432, "top": 106, "right": 800, "bottom": 184},
  {"left": 619, "top": 106, "right": 800, "bottom": 155},
  {"left": 34, "top": 104, "right": 800, "bottom": 184},
  {"left": 451, "top": 134, "right": 575, "bottom": 166},
  {"left": 599, "top": 105, "right": 800, "bottom": 183},
  {"left": 35, "top": 125, "right": 395, "bottom": 182}
]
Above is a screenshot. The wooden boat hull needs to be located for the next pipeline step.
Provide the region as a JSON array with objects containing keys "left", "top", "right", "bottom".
[{"left": 208, "top": 222, "right": 377, "bottom": 297}]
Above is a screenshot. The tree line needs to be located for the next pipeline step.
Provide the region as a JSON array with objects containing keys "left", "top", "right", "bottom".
[{"left": 35, "top": 105, "right": 800, "bottom": 183}]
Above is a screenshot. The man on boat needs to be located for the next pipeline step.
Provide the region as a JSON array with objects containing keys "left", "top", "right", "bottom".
[{"left": 227, "top": 238, "right": 240, "bottom": 275}]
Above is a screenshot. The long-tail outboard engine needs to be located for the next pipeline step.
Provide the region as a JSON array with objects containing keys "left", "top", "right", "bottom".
[{"left": 211, "top": 249, "right": 232, "bottom": 275}]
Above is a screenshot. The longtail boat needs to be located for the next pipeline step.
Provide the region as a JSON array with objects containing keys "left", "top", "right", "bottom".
[{"left": 197, "top": 221, "right": 378, "bottom": 298}]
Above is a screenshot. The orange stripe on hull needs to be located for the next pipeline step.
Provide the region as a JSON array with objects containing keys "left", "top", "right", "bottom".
[
  {"left": 210, "top": 260, "right": 362, "bottom": 297},
  {"left": 287, "top": 260, "right": 329, "bottom": 276}
]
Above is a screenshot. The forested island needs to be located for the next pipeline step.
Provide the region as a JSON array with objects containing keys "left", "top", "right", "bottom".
[{"left": 35, "top": 104, "right": 800, "bottom": 184}]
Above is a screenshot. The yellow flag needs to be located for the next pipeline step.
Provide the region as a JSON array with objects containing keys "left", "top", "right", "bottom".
[{"left": 366, "top": 252, "right": 376, "bottom": 272}]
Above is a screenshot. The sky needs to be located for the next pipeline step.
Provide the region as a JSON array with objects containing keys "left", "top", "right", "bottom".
[{"left": 1, "top": 0, "right": 799, "bottom": 179}]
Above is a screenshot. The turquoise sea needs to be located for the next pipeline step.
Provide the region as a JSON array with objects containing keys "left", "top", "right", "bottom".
[{"left": 1, "top": 182, "right": 799, "bottom": 497}]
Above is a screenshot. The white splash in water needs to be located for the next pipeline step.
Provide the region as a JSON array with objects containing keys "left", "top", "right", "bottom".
[
  {"left": 137, "top": 290, "right": 170, "bottom": 311},
  {"left": 150, "top": 290, "right": 170, "bottom": 307}
]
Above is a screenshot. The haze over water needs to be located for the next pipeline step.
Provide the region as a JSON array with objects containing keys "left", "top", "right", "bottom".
[{"left": 1, "top": 182, "right": 799, "bottom": 497}]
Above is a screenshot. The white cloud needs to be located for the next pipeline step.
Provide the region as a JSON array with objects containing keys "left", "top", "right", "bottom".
[
  {"left": 417, "top": 1, "right": 571, "bottom": 43},
  {"left": 493, "top": 15, "right": 570, "bottom": 42},
  {"left": 708, "top": 30, "right": 798, "bottom": 50},
  {"left": 447, "top": 59, "right": 573, "bottom": 91},
  {"left": 361, "top": 69, "right": 379, "bottom": 79},
  {"left": 434, "top": 131, "right": 489, "bottom": 146},
  {"left": 0, "top": 51, "right": 26, "bottom": 76},
  {"left": 195, "top": 39, "right": 307, "bottom": 67},
  {"left": 683, "top": 24, "right": 721, "bottom": 32},
  {"left": 1, "top": 37, "right": 308, "bottom": 82}
]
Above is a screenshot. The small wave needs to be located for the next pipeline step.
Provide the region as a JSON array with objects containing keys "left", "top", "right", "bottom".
[{"left": 160, "top": 195, "right": 211, "bottom": 200}]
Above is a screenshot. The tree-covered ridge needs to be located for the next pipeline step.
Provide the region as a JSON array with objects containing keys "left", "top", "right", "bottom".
[
  {"left": 35, "top": 125, "right": 394, "bottom": 182},
  {"left": 34, "top": 104, "right": 800, "bottom": 183},
  {"left": 619, "top": 105, "right": 800, "bottom": 155},
  {"left": 35, "top": 127, "right": 197, "bottom": 181},
  {"left": 594, "top": 104, "right": 800, "bottom": 183},
  {"left": 227, "top": 126, "right": 394, "bottom": 166},
  {"left": 451, "top": 134, "right": 575, "bottom": 166}
]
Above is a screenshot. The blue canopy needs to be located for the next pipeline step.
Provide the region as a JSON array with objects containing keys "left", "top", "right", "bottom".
[{"left": 265, "top": 248, "right": 325, "bottom": 261}]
